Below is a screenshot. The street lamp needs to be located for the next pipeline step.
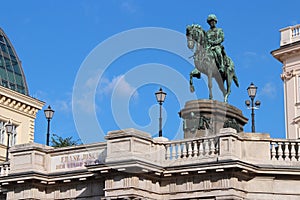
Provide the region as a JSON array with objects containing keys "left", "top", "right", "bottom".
[
  {"left": 5, "top": 121, "right": 13, "bottom": 162},
  {"left": 44, "top": 105, "right": 54, "bottom": 146},
  {"left": 245, "top": 83, "right": 261, "bottom": 132},
  {"left": 155, "top": 88, "right": 167, "bottom": 137}
]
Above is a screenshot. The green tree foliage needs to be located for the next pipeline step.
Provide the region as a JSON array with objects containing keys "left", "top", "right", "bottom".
[{"left": 51, "top": 134, "right": 81, "bottom": 148}]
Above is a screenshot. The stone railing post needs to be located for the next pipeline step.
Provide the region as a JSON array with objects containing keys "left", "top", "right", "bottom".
[
  {"left": 218, "top": 128, "right": 271, "bottom": 163},
  {"left": 218, "top": 128, "right": 241, "bottom": 160},
  {"left": 105, "top": 128, "right": 159, "bottom": 165},
  {"left": 280, "top": 26, "right": 292, "bottom": 46},
  {"left": 9, "top": 143, "right": 53, "bottom": 174},
  {"left": 153, "top": 136, "right": 168, "bottom": 163}
]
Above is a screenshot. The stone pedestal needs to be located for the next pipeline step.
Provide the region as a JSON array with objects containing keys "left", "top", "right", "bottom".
[{"left": 179, "top": 99, "right": 248, "bottom": 138}]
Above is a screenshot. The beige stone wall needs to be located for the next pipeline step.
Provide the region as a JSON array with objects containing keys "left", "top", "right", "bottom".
[{"left": 0, "top": 85, "right": 44, "bottom": 161}]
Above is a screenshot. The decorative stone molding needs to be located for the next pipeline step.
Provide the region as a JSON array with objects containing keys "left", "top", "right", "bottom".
[
  {"left": 281, "top": 69, "right": 295, "bottom": 81},
  {"left": 0, "top": 86, "right": 44, "bottom": 118}
]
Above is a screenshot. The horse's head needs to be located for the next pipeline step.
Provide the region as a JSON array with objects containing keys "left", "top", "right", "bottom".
[
  {"left": 186, "top": 25, "right": 195, "bottom": 49},
  {"left": 186, "top": 24, "right": 205, "bottom": 49}
]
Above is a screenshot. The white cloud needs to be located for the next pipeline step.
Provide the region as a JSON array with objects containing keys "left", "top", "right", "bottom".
[
  {"left": 260, "top": 82, "right": 277, "bottom": 98},
  {"left": 84, "top": 69, "right": 104, "bottom": 89},
  {"left": 54, "top": 99, "right": 71, "bottom": 112},
  {"left": 99, "top": 75, "right": 138, "bottom": 99},
  {"left": 72, "top": 73, "right": 138, "bottom": 115}
]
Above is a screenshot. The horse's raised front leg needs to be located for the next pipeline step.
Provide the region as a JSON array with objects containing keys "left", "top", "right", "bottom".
[
  {"left": 190, "top": 68, "right": 201, "bottom": 93},
  {"left": 190, "top": 72, "right": 195, "bottom": 93}
]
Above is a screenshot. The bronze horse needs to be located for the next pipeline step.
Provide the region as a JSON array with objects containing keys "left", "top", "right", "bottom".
[{"left": 186, "top": 24, "right": 239, "bottom": 102}]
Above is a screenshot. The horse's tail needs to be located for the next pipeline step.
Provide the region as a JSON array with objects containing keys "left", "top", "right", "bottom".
[{"left": 233, "top": 74, "right": 239, "bottom": 87}]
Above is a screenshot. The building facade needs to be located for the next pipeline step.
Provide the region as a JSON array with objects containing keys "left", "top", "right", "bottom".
[
  {"left": 0, "top": 25, "right": 299, "bottom": 199},
  {"left": 272, "top": 24, "right": 300, "bottom": 139},
  {"left": 0, "top": 128, "right": 300, "bottom": 199}
]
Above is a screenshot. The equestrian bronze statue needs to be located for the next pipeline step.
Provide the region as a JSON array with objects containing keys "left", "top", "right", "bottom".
[{"left": 186, "top": 14, "right": 239, "bottom": 102}]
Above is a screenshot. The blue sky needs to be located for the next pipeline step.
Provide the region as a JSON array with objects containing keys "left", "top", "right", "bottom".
[{"left": 1, "top": 1, "right": 299, "bottom": 144}]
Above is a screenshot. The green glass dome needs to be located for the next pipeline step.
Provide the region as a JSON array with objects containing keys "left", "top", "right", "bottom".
[{"left": 0, "top": 28, "right": 28, "bottom": 95}]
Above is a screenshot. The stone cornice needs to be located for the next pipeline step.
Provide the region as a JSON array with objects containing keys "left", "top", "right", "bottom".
[
  {"left": 0, "top": 169, "right": 94, "bottom": 184},
  {"left": 272, "top": 42, "right": 300, "bottom": 63},
  {"left": 0, "top": 85, "right": 44, "bottom": 118}
]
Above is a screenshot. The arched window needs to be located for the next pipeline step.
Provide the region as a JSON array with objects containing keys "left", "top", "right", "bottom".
[
  {"left": 9, "top": 125, "right": 17, "bottom": 147},
  {"left": 0, "top": 120, "right": 17, "bottom": 146}
]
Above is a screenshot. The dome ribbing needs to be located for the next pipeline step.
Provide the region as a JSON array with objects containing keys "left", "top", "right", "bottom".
[{"left": 0, "top": 28, "right": 28, "bottom": 95}]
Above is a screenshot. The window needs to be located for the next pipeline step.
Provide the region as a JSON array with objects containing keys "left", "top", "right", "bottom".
[
  {"left": 0, "top": 122, "right": 5, "bottom": 145},
  {"left": 0, "top": 56, "right": 3, "bottom": 68},
  {"left": 17, "top": 85, "right": 25, "bottom": 94},
  {"left": 0, "top": 121, "right": 18, "bottom": 147},
  {"left": 9, "top": 125, "right": 17, "bottom": 147},
  {"left": 2, "top": 80, "right": 8, "bottom": 87},
  {"left": 0, "top": 67, "right": 7, "bottom": 81},
  {"left": 15, "top": 74, "right": 23, "bottom": 85},
  {"left": 4, "top": 58, "right": 12, "bottom": 71},
  {"left": 12, "top": 61, "right": 21, "bottom": 75},
  {"left": 9, "top": 82, "right": 15, "bottom": 90},
  {"left": 7, "top": 46, "right": 14, "bottom": 56},
  {"left": 0, "top": 35, "right": 4, "bottom": 43}
]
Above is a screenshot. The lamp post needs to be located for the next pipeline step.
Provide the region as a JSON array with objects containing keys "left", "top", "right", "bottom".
[
  {"left": 44, "top": 105, "right": 55, "bottom": 146},
  {"left": 155, "top": 88, "right": 167, "bottom": 137},
  {"left": 5, "top": 121, "right": 13, "bottom": 162},
  {"left": 245, "top": 83, "right": 261, "bottom": 133}
]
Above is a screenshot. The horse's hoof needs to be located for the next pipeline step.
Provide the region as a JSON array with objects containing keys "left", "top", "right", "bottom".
[
  {"left": 224, "top": 96, "right": 228, "bottom": 103},
  {"left": 190, "top": 86, "right": 195, "bottom": 93}
]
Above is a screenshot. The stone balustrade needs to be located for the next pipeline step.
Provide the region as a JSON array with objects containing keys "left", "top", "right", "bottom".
[
  {"left": 270, "top": 139, "right": 300, "bottom": 161},
  {"left": 0, "top": 163, "right": 9, "bottom": 176},
  {"left": 292, "top": 25, "right": 300, "bottom": 37},
  {"left": 164, "top": 136, "right": 218, "bottom": 160},
  {"left": 2, "top": 128, "right": 300, "bottom": 199},
  {"left": 3, "top": 128, "right": 300, "bottom": 178},
  {"left": 280, "top": 24, "right": 300, "bottom": 46}
]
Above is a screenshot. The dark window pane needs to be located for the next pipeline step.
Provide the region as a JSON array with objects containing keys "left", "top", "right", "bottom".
[
  {"left": 3, "top": 37, "right": 9, "bottom": 45},
  {"left": 7, "top": 71, "right": 15, "bottom": 82},
  {"left": 17, "top": 85, "right": 25, "bottom": 94},
  {"left": 4, "top": 58, "right": 12, "bottom": 71},
  {"left": 12, "top": 61, "right": 21, "bottom": 75},
  {"left": 0, "top": 56, "right": 4, "bottom": 68},
  {"left": 9, "top": 82, "right": 15, "bottom": 90},
  {"left": 15, "top": 74, "right": 23, "bottom": 85},
  {"left": 0, "top": 43, "right": 7, "bottom": 53},
  {"left": 2, "top": 80, "right": 8, "bottom": 87},
  {"left": 10, "top": 55, "right": 16, "bottom": 61},
  {"left": 0, "top": 67, "right": 7, "bottom": 80},
  {"left": 7, "top": 46, "right": 14, "bottom": 56}
]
